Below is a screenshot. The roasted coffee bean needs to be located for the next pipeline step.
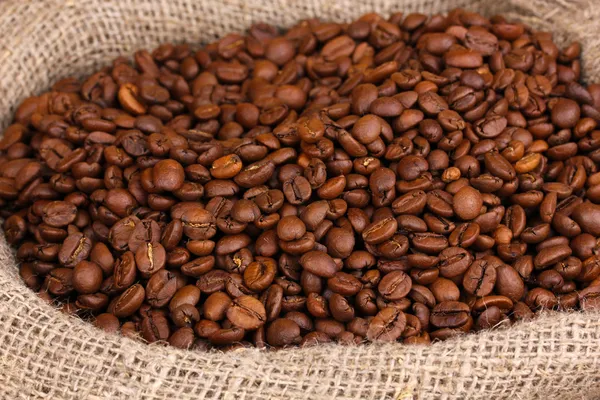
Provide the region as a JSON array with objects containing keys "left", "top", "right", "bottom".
[
  {"left": 112, "top": 284, "right": 145, "bottom": 318},
  {"left": 94, "top": 313, "right": 120, "bottom": 333},
  {"left": 438, "top": 247, "right": 473, "bottom": 278},
  {"left": 378, "top": 271, "right": 412, "bottom": 301},
  {"left": 534, "top": 244, "right": 572, "bottom": 270},
  {"left": 169, "top": 285, "right": 201, "bottom": 313},
  {"left": 430, "top": 301, "right": 470, "bottom": 328},
  {"left": 135, "top": 242, "right": 167, "bottom": 278},
  {"left": 453, "top": 186, "right": 482, "bottom": 220},
  {"left": 366, "top": 307, "right": 406, "bottom": 342},
  {"left": 6, "top": 9, "right": 600, "bottom": 350},
  {"left": 463, "top": 257, "right": 498, "bottom": 297},
  {"left": 362, "top": 217, "right": 397, "bottom": 245},
  {"left": 495, "top": 264, "right": 525, "bottom": 302},
  {"left": 72, "top": 261, "right": 103, "bottom": 294},
  {"left": 448, "top": 222, "right": 480, "bottom": 248},
  {"left": 141, "top": 310, "right": 171, "bottom": 343},
  {"left": 227, "top": 295, "right": 267, "bottom": 329},
  {"left": 146, "top": 270, "right": 178, "bottom": 308},
  {"left": 58, "top": 233, "right": 92, "bottom": 267},
  {"left": 578, "top": 286, "right": 600, "bottom": 311},
  {"left": 266, "top": 318, "right": 302, "bottom": 346},
  {"left": 299, "top": 251, "right": 339, "bottom": 278}
]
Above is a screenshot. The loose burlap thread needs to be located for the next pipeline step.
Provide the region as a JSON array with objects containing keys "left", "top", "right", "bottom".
[{"left": 1, "top": 0, "right": 600, "bottom": 399}]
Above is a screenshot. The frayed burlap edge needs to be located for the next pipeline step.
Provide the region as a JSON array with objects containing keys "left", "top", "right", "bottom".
[{"left": 1, "top": 1, "right": 600, "bottom": 399}]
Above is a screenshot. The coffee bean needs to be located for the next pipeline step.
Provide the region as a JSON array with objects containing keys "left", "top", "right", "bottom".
[
  {"left": 112, "top": 284, "right": 145, "bottom": 318},
  {"left": 572, "top": 202, "right": 600, "bottom": 236},
  {"left": 42, "top": 201, "right": 77, "bottom": 227},
  {"left": 146, "top": 270, "right": 178, "bottom": 308},
  {"left": 141, "top": 310, "right": 170, "bottom": 343},
  {"left": 378, "top": 271, "right": 412, "bottom": 301},
  {"left": 203, "top": 292, "right": 232, "bottom": 321},
  {"left": 525, "top": 287, "right": 558, "bottom": 310},
  {"left": 266, "top": 318, "right": 301, "bottom": 346},
  {"left": 277, "top": 215, "right": 306, "bottom": 242},
  {"left": 438, "top": 247, "right": 473, "bottom": 277},
  {"left": 448, "top": 222, "right": 480, "bottom": 248},
  {"left": 453, "top": 186, "right": 482, "bottom": 220},
  {"left": 227, "top": 295, "right": 267, "bottom": 329},
  {"left": 58, "top": 233, "right": 92, "bottom": 267},
  {"left": 578, "top": 286, "right": 600, "bottom": 310},
  {"left": 430, "top": 301, "right": 470, "bottom": 328},
  {"left": 430, "top": 278, "right": 460, "bottom": 303},
  {"left": 72, "top": 261, "right": 103, "bottom": 294},
  {"left": 153, "top": 159, "right": 185, "bottom": 192},
  {"left": 551, "top": 98, "right": 580, "bottom": 129},
  {"left": 362, "top": 217, "right": 397, "bottom": 245},
  {"left": 244, "top": 258, "right": 277, "bottom": 291},
  {"left": 410, "top": 232, "right": 449, "bottom": 254},
  {"left": 45, "top": 268, "right": 74, "bottom": 296},
  {"left": 366, "top": 307, "right": 406, "bottom": 342},
  {"left": 463, "top": 257, "right": 498, "bottom": 296},
  {"left": 135, "top": 242, "right": 167, "bottom": 278},
  {"left": 94, "top": 313, "right": 120, "bottom": 333},
  {"left": 299, "top": 251, "right": 339, "bottom": 278},
  {"left": 534, "top": 244, "right": 572, "bottom": 270},
  {"left": 6, "top": 9, "right": 600, "bottom": 350},
  {"left": 169, "top": 285, "right": 201, "bottom": 313},
  {"left": 211, "top": 154, "right": 243, "bottom": 179}
]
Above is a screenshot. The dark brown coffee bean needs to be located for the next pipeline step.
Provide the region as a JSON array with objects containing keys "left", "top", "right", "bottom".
[
  {"left": 244, "top": 258, "right": 277, "bottom": 291},
  {"left": 72, "top": 261, "right": 103, "bottom": 294},
  {"left": 578, "top": 286, "right": 600, "bottom": 310},
  {"left": 410, "top": 232, "right": 449, "bottom": 254},
  {"left": 430, "top": 278, "right": 460, "bottom": 303},
  {"left": 6, "top": 11, "right": 600, "bottom": 351},
  {"left": 438, "top": 247, "right": 473, "bottom": 278},
  {"left": 112, "top": 284, "right": 145, "bottom": 318},
  {"left": 266, "top": 318, "right": 301, "bottom": 346},
  {"left": 45, "top": 268, "right": 74, "bottom": 296},
  {"left": 170, "top": 285, "right": 201, "bottom": 313},
  {"left": 261, "top": 284, "right": 284, "bottom": 321},
  {"left": 277, "top": 215, "right": 306, "bottom": 241},
  {"left": 146, "top": 269, "right": 178, "bottom": 308},
  {"left": 283, "top": 175, "right": 312, "bottom": 205},
  {"left": 362, "top": 217, "right": 397, "bottom": 245},
  {"left": 152, "top": 159, "right": 185, "bottom": 192},
  {"left": 58, "top": 233, "right": 92, "bottom": 268},
  {"left": 135, "top": 242, "right": 167, "bottom": 278},
  {"left": 534, "top": 244, "right": 572, "bottom": 270},
  {"left": 208, "top": 327, "right": 245, "bottom": 345},
  {"left": 453, "top": 186, "right": 482, "bottom": 220},
  {"left": 463, "top": 257, "right": 498, "bottom": 296},
  {"left": 448, "top": 222, "right": 480, "bottom": 248},
  {"left": 366, "top": 307, "right": 406, "bottom": 342},
  {"left": 94, "top": 313, "right": 120, "bottom": 333},
  {"left": 572, "top": 202, "right": 600, "bottom": 236},
  {"left": 42, "top": 201, "right": 77, "bottom": 227},
  {"left": 495, "top": 264, "right": 525, "bottom": 302},
  {"left": 299, "top": 251, "right": 339, "bottom": 278},
  {"left": 234, "top": 160, "right": 276, "bottom": 188},
  {"left": 378, "top": 271, "right": 412, "bottom": 301},
  {"left": 525, "top": 287, "right": 557, "bottom": 310},
  {"left": 227, "top": 295, "right": 267, "bottom": 330},
  {"left": 141, "top": 311, "right": 171, "bottom": 343}
]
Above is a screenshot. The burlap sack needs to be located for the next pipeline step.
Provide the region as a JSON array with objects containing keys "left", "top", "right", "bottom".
[{"left": 1, "top": 0, "right": 600, "bottom": 399}]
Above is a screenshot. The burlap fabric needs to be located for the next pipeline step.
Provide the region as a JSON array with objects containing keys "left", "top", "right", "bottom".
[{"left": 1, "top": 0, "right": 600, "bottom": 398}]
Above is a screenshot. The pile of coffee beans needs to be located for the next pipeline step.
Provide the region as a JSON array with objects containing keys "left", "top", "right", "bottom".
[{"left": 4, "top": 8, "right": 600, "bottom": 349}]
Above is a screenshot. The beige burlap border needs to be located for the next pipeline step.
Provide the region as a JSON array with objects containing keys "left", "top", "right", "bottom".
[{"left": 1, "top": 0, "right": 600, "bottom": 399}]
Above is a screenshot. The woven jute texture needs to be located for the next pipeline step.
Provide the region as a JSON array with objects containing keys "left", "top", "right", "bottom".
[{"left": 1, "top": 0, "right": 600, "bottom": 399}]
